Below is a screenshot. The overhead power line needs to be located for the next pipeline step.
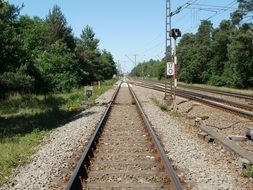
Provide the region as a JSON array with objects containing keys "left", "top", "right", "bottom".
[
  {"left": 181, "top": 0, "right": 238, "bottom": 33},
  {"left": 188, "top": 7, "right": 222, "bottom": 13},
  {"left": 125, "top": 54, "right": 138, "bottom": 67},
  {"left": 206, "top": 0, "right": 237, "bottom": 20},
  {"left": 170, "top": 0, "right": 199, "bottom": 17},
  {"left": 191, "top": 3, "right": 237, "bottom": 9}
]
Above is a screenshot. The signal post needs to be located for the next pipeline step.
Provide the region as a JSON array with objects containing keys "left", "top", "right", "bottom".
[{"left": 166, "top": 28, "right": 181, "bottom": 109}]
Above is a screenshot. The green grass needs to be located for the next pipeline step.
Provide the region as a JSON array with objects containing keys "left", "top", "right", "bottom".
[
  {"left": 150, "top": 96, "right": 170, "bottom": 112},
  {"left": 243, "top": 163, "right": 253, "bottom": 178},
  {"left": 150, "top": 96, "right": 183, "bottom": 118},
  {"left": 0, "top": 79, "right": 116, "bottom": 185},
  {"left": 159, "top": 104, "right": 169, "bottom": 112},
  {"left": 0, "top": 130, "right": 47, "bottom": 182},
  {"left": 170, "top": 110, "right": 182, "bottom": 118}
]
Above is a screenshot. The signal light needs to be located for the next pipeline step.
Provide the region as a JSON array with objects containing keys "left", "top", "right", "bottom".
[{"left": 170, "top": 28, "right": 181, "bottom": 39}]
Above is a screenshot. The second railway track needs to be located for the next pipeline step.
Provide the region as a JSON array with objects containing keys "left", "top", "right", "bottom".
[
  {"left": 66, "top": 81, "right": 183, "bottom": 189},
  {"left": 130, "top": 79, "right": 253, "bottom": 120}
]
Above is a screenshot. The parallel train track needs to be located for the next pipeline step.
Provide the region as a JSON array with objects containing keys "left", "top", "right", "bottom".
[
  {"left": 66, "top": 82, "right": 183, "bottom": 189},
  {"left": 137, "top": 79, "right": 253, "bottom": 102},
  {"left": 130, "top": 79, "right": 253, "bottom": 120}
]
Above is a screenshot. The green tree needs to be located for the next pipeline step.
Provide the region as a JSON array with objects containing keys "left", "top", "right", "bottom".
[
  {"left": 130, "top": 2, "right": 253, "bottom": 89},
  {"left": 100, "top": 50, "right": 117, "bottom": 80},
  {"left": 238, "top": 0, "right": 253, "bottom": 19},
  {"left": 231, "top": 1, "right": 252, "bottom": 26},
  {"left": 0, "top": 0, "right": 35, "bottom": 97},
  {"left": 195, "top": 20, "right": 213, "bottom": 83},
  {"left": 207, "top": 20, "right": 234, "bottom": 86},
  {"left": 18, "top": 15, "right": 47, "bottom": 92},
  {"left": 1, "top": 1, "right": 118, "bottom": 96},
  {"left": 226, "top": 29, "right": 253, "bottom": 88},
  {"left": 35, "top": 42, "right": 80, "bottom": 92},
  {"left": 44, "top": 5, "right": 75, "bottom": 51},
  {"left": 76, "top": 26, "right": 102, "bottom": 84},
  {"left": 130, "top": 59, "right": 164, "bottom": 80},
  {"left": 177, "top": 33, "right": 198, "bottom": 83},
  {"left": 177, "top": 21, "right": 214, "bottom": 83}
]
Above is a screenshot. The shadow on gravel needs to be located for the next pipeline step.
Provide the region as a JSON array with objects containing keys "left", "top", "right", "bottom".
[
  {"left": 0, "top": 95, "right": 78, "bottom": 140},
  {"left": 72, "top": 111, "right": 97, "bottom": 121}
]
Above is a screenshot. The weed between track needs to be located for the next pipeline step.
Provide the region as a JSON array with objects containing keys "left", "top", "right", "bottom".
[
  {"left": 150, "top": 96, "right": 170, "bottom": 112},
  {"left": 243, "top": 164, "right": 253, "bottom": 178},
  {"left": 150, "top": 96, "right": 182, "bottom": 118},
  {"left": 0, "top": 79, "right": 116, "bottom": 185}
]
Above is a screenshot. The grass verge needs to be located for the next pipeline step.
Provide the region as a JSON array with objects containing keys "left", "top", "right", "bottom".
[
  {"left": 243, "top": 163, "right": 253, "bottom": 178},
  {"left": 0, "top": 79, "right": 117, "bottom": 185}
]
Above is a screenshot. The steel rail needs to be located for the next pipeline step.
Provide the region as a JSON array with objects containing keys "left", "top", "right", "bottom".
[
  {"left": 180, "top": 84, "right": 253, "bottom": 101},
  {"left": 132, "top": 82, "right": 253, "bottom": 120},
  {"left": 135, "top": 80, "right": 253, "bottom": 109},
  {"left": 132, "top": 79, "right": 253, "bottom": 112},
  {"left": 66, "top": 81, "right": 183, "bottom": 189},
  {"left": 66, "top": 82, "right": 122, "bottom": 190},
  {"left": 136, "top": 78, "right": 253, "bottom": 101},
  {"left": 142, "top": 80, "right": 253, "bottom": 112},
  {"left": 128, "top": 83, "right": 184, "bottom": 190},
  {"left": 176, "top": 89, "right": 253, "bottom": 112}
]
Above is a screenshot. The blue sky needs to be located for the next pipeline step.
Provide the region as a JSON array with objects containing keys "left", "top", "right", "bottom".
[{"left": 8, "top": 0, "right": 238, "bottom": 73}]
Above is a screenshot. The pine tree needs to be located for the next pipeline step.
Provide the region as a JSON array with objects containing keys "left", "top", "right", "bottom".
[
  {"left": 76, "top": 26, "right": 102, "bottom": 84},
  {"left": 44, "top": 5, "right": 75, "bottom": 51}
]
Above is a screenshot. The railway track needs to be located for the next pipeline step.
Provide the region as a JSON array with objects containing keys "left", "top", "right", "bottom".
[
  {"left": 136, "top": 78, "right": 253, "bottom": 102},
  {"left": 66, "top": 82, "right": 183, "bottom": 190},
  {"left": 130, "top": 79, "right": 253, "bottom": 120}
]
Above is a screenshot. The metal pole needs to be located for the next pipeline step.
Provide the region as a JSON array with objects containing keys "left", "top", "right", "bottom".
[
  {"left": 168, "top": 0, "right": 173, "bottom": 99},
  {"left": 173, "top": 38, "right": 177, "bottom": 110},
  {"left": 165, "top": 0, "right": 167, "bottom": 98},
  {"left": 165, "top": 0, "right": 172, "bottom": 100},
  {"left": 165, "top": 0, "right": 168, "bottom": 98}
]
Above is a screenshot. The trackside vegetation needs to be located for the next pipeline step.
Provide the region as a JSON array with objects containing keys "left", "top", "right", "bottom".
[
  {"left": 130, "top": 0, "right": 253, "bottom": 89},
  {"left": 0, "top": 0, "right": 117, "bottom": 98},
  {"left": 0, "top": 79, "right": 117, "bottom": 184},
  {"left": 243, "top": 163, "right": 253, "bottom": 177},
  {"left": 0, "top": 0, "right": 118, "bottom": 185}
]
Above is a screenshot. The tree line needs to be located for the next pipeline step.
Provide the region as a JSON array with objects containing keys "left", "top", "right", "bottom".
[
  {"left": 0, "top": 0, "right": 117, "bottom": 98},
  {"left": 130, "top": 59, "right": 164, "bottom": 80},
  {"left": 131, "top": 0, "right": 253, "bottom": 89}
]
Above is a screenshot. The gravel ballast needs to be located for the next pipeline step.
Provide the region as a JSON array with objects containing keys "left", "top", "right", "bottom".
[
  {"left": 0, "top": 82, "right": 120, "bottom": 190},
  {"left": 132, "top": 85, "right": 253, "bottom": 190},
  {"left": 84, "top": 86, "right": 170, "bottom": 189}
]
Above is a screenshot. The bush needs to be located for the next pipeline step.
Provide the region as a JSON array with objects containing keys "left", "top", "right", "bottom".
[
  {"left": 209, "top": 75, "right": 226, "bottom": 86},
  {"left": 35, "top": 42, "right": 80, "bottom": 93}
]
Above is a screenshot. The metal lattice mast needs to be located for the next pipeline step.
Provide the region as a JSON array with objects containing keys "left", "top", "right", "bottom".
[{"left": 165, "top": 0, "right": 172, "bottom": 99}]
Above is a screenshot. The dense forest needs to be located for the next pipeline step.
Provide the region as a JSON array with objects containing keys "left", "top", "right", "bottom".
[
  {"left": 130, "top": 59, "right": 165, "bottom": 80},
  {"left": 0, "top": 0, "right": 117, "bottom": 98},
  {"left": 131, "top": 0, "right": 253, "bottom": 89}
]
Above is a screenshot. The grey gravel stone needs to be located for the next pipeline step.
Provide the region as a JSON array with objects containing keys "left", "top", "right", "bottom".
[
  {"left": 0, "top": 82, "right": 120, "bottom": 190},
  {"left": 198, "top": 132, "right": 208, "bottom": 139},
  {"left": 238, "top": 157, "right": 250, "bottom": 168},
  {"left": 132, "top": 85, "right": 253, "bottom": 190},
  {"left": 246, "top": 128, "right": 253, "bottom": 140}
]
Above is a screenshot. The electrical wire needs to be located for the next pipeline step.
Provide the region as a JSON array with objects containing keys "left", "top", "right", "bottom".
[
  {"left": 182, "top": 0, "right": 238, "bottom": 33},
  {"left": 191, "top": 3, "right": 236, "bottom": 9},
  {"left": 170, "top": 0, "right": 199, "bottom": 17},
  {"left": 206, "top": 0, "right": 237, "bottom": 20}
]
